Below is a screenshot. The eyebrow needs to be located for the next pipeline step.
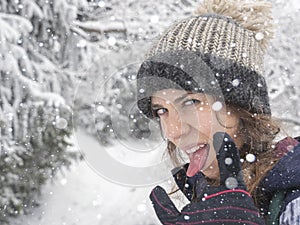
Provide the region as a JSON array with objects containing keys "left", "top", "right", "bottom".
[
  {"left": 174, "top": 93, "right": 189, "bottom": 104},
  {"left": 151, "top": 93, "right": 190, "bottom": 109}
]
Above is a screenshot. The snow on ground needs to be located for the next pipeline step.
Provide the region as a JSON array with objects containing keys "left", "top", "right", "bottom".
[
  {"left": 8, "top": 131, "right": 181, "bottom": 225},
  {"left": 8, "top": 124, "right": 298, "bottom": 225}
]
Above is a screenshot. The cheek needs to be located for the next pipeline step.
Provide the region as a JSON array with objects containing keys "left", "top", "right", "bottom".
[
  {"left": 224, "top": 111, "right": 240, "bottom": 127},
  {"left": 191, "top": 107, "right": 240, "bottom": 142},
  {"left": 159, "top": 119, "right": 168, "bottom": 136},
  {"left": 189, "top": 108, "right": 214, "bottom": 131},
  {"left": 210, "top": 109, "right": 240, "bottom": 134},
  {"left": 206, "top": 146, "right": 217, "bottom": 165}
]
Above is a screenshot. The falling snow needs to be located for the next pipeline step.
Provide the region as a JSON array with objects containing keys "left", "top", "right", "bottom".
[
  {"left": 225, "top": 177, "right": 238, "bottom": 189},
  {"left": 1, "top": 0, "right": 300, "bottom": 224},
  {"left": 55, "top": 118, "right": 68, "bottom": 130},
  {"left": 212, "top": 101, "right": 223, "bottom": 111},
  {"left": 246, "top": 153, "right": 256, "bottom": 163},
  {"left": 255, "top": 32, "right": 265, "bottom": 41},
  {"left": 232, "top": 79, "right": 240, "bottom": 87}
]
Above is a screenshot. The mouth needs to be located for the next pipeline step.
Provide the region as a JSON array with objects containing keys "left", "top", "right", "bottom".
[
  {"left": 184, "top": 143, "right": 207, "bottom": 155},
  {"left": 181, "top": 143, "right": 210, "bottom": 177}
]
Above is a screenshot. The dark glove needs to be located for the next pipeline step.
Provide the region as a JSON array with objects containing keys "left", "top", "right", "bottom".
[{"left": 150, "top": 132, "right": 265, "bottom": 224}]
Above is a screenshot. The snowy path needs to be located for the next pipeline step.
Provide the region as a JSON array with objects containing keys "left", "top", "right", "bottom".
[{"left": 8, "top": 131, "right": 177, "bottom": 225}]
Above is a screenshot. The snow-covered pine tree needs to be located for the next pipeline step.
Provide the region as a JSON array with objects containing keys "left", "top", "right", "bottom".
[
  {"left": 265, "top": 1, "right": 300, "bottom": 130},
  {"left": 0, "top": 0, "right": 93, "bottom": 222}
]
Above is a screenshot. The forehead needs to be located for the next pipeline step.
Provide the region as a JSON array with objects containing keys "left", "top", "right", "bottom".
[
  {"left": 152, "top": 89, "right": 186, "bottom": 98},
  {"left": 151, "top": 89, "right": 208, "bottom": 104}
]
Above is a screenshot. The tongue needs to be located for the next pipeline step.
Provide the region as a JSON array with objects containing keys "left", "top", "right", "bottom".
[{"left": 186, "top": 146, "right": 208, "bottom": 177}]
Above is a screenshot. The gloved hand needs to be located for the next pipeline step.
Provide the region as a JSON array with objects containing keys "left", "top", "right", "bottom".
[{"left": 150, "top": 132, "right": 265, "bottom": 224}]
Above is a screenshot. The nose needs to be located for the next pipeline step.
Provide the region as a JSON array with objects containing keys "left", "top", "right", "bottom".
[{"left": 161, "top": 108, "right": 190, "bottom": 141}]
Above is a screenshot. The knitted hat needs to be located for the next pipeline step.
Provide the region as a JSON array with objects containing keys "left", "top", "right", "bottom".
[{"left": 137, "top": 0, "right": 274, "bottom": 118}]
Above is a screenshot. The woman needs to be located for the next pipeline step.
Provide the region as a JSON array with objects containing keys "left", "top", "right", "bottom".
[{"left": 136, "top": 0, "right": 300, "bottom": 224}]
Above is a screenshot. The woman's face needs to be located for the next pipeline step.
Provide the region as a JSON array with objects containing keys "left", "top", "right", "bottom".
[{"left": 151, "top": 89, "right": 242, "bottom": 179}]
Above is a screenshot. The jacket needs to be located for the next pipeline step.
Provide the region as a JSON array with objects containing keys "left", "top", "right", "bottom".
[
  {"left": 258, "top": 137, "right": 300, "bottom": 224},
  {"left": 171, "top": 137, "right": 300, "bottom": 224}
]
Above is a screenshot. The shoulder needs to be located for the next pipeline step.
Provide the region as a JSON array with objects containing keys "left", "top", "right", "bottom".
[
  {"left": 261, "top": 141, "right": 300, "bottom": 192},
  {"left": 271, "top": 141, "right": 300, "bottom": 187},
  {"left": 277, "top": 139, "right": 300, "bottom": 224},
  {"left": 257, "top": 138, "right": 300, "bottom": 217},
  {"left": 280, "top": 192, "right": 300, "bottom": 224}
]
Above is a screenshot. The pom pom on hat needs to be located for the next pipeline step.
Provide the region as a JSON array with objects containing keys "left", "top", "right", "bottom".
[{"left": 195, "top": 0, "right": 274, "bottom": 52}]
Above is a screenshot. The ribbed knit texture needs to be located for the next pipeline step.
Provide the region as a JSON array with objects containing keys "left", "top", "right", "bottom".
[{"left": 147, "top": 15, "right": 264, "bottom": 75}]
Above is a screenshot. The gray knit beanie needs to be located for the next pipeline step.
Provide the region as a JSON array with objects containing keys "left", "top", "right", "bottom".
[{"left": 137, "top": 0, "right": 274, "bottom": 118}]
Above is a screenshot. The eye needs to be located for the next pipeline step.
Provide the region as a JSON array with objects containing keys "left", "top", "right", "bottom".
[
  {"left": 153, "top": 108, "right": 168, "bottom": 117},
  {"left": 183, "top": 99, "right": 201, "bottom": 106}
]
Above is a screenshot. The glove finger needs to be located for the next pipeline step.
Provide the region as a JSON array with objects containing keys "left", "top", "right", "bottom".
[
  {"left": 149, "top": 186, "right": 181, "bottom": 223},
  {"left": 213, "top": 132, "right": 246, "bottom": 189},
  {"left": 172, "top": 164, "right": 208, "bottom": 202}
]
